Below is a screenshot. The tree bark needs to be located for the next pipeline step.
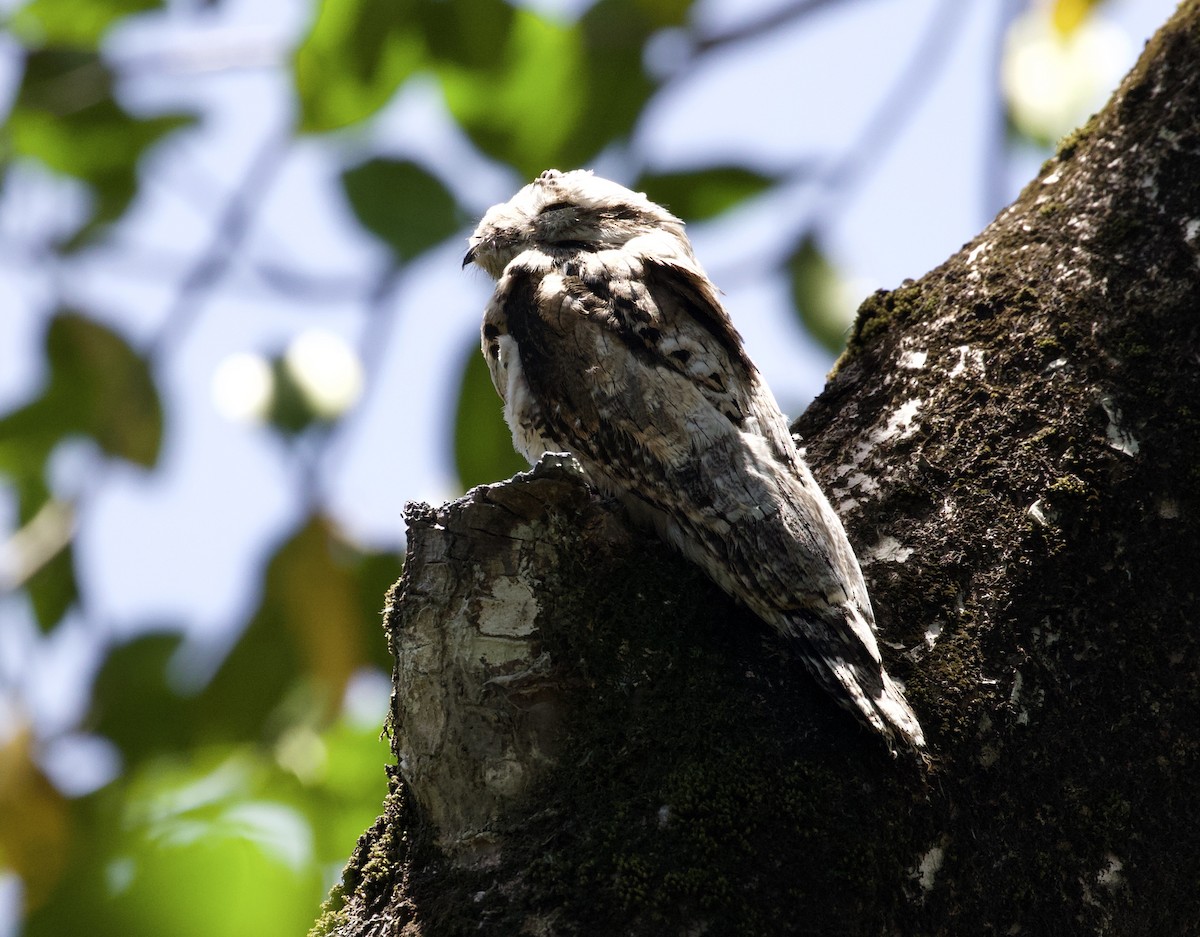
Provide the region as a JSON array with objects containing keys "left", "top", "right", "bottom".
[{"left": 313, "top": 5, "right": 1200, "bottom": 934}]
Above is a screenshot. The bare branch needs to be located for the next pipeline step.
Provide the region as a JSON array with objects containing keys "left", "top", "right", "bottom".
[{"left": 151, "top": 132, "right": 289, "bottom": 357}]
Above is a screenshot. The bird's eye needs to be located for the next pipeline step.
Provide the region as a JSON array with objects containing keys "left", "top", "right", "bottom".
[{"left": 540, "top": 201, "right": 574, "bottom": 214}]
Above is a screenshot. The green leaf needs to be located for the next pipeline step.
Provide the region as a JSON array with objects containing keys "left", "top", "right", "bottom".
[
  {"left": 416, "top": 0, "right": 516, "bottom": 70},
  {"left": 340, "top": 159, "right": 461, "bottom": 260},
  {"left": 265, "top": 356, "right": 320, "bottom": 436},
  {"left": 25, "top": 539, "right": 78, "bottom": 633},
  {"left": 637, "top": 167, "right": 776, "bottom": 221},
  {"left": 787, "top": 237, "right": 857, "bottom": 354},
  {"left": 0, "top": 312, "right": 163, "bottom": 469},
  {"left": 572, "top": 0, "right": 683, "bottom": 162},
  {"left": 0, "top": 311, "right": 159, "bottom": 632},
  {"left": 198, "top": 516, "right": 390, "bottom": 736},
  {"left": 12, "top": 0, "right": 163, "bottom": 48},
  {"left": 116, "top": 756, "right": 322, "bottom": 937},
  {"left": 432, "top": 0, "right": 684, "bottom": 176},
  {"left": 308, "top": 716, "right": 392, "bottom": 863},
  {"left": 24, "top": 749, "right": 324, "bottom": 937},
  {"left": 0, "top": 482, "right": 74, "bottom": 631},
  {"left": 6, "top": 49, "right": 192, "bottom": 241},
  {"left": 453, "top": 342, "right": 528, "bottom": 491},
  {"left": 352, "top": 553, "right": 404, "bottom": 672},
  {"left": 437, "top": 9, "right": 587, "bottom": 177},
  {"left": 90, "top": 633, "right": 195, "bottom": 764},
  {"left": 294, "top": 0, "right": 425, "bottom": 133}
]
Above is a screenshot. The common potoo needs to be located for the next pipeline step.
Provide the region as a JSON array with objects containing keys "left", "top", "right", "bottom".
[{"left": 465, "top": 169, "right": 925, "bottom": 756}]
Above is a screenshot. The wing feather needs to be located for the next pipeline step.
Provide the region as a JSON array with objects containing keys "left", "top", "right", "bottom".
[{"left": 473, "top": 173, "right": 925, "bottom": 755}]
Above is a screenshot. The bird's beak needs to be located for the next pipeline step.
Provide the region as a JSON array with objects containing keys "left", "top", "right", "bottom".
[{"left": 462, "top": 245, "right": 477, "bottom": 269}]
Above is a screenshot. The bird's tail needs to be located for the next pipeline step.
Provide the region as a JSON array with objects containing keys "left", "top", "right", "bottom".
[{"left": 786, "top": 605, "right": 926, "bottom": 758}]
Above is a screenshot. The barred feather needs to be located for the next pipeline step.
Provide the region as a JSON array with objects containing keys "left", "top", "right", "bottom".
[{"left": 466, "top": 169, "right": 925, "bottom": 756}]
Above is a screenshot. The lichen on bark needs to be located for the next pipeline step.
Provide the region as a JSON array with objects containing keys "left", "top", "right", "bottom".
[{"left": 317, "top": 4, "right": 1200, "bottom": 933}]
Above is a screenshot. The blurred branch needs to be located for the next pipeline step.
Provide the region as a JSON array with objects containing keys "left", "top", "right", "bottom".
[
  {"left": 253, "top": 261, "right": 379, "bottom": 304},
  {"left": 0, "top": 499, "right": 74, "bottom": 593},
  {"left": 300, "top": 261, "right": 408, "bottom": 506},
  {"left": 0, "top": 239, "right": 377, "bottom": 307},
  {"left": 691, "top": 0, "right": 871, "bottom": 55},
  {"left": 151, "top": 132, "right": 290, "bottom": 356},
  {"left": 814, "top": 0, "right": 968, "bottom": 201},
  {"left": 709, "top": 0, "right": 968, "bottom": 291},
  {"left": 113, "top": 41, "right": 286, "bottom": 78}
]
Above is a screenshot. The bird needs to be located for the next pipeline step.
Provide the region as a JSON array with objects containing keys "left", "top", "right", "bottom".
[{"left": 463, "top": 168, "right": 925, "bottom": 757}]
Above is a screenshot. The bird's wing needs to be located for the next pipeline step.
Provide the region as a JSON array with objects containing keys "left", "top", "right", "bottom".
[
  {"left": 496, "top": 250, "right": 856, "bottom": 618},
  {"left": 493, "top": 250, "right": 922, "bottom": 753},
  {"left": 498, "top": 251, "right": 757, "bottom": 474}
]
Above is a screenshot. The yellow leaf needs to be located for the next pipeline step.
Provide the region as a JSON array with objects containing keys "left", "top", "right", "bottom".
[
  {"left": 1052, "top": 0, "right": 1093, "bottom": 36},
  {"left": 0, "top": 726, "right": 70, "bottom": 910}
]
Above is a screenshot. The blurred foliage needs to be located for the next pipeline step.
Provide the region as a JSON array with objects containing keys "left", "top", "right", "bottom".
[
  {"left": 787, "top": 237, "right": 856, "bottom": 355},
  {"left": 637, "top": 166, "right": 776, "bottom": 221},
  {"left": 1053, "top": 0, "right": 1105, "bottom": 34},
  {"left": 0, "top": 313, "right": 162, "bottom": 630},
  {"left": 295, "top": 0, "right": 425, "bottom": 133},
  {"left": 0, "top": 0, "right": 1113, "bottom": 931},
  {"left": 0, "top": 730, "right": 69, "bottom": 911},
  {"left": 341, "top": 158, "right": 463, "bottom": 260},
  {"left": 11, "top": 0, "right": 160, "bottom": 46},
  {"left": 454, "top": 343, "right": 529, "bottom": 491},
  {"left": 17, "top": 517, "right": 395, "bottom": 936},
  {"left": 5, "top": 49, "right": 192, "bottom": 245}
]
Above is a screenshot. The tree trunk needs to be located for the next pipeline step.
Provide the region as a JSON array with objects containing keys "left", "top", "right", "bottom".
[{"left": 312, "top": 5, "right": 1200, "bottom": 934}]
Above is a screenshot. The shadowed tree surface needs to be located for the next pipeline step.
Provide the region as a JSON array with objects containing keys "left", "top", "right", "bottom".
[{"left": 314, "top": 4, "right": 1200, "bottom": 934}]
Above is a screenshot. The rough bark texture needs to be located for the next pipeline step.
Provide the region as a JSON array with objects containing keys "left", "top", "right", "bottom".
[{"left": 313, "top": 6, "right": 1200, "bottom": 934}]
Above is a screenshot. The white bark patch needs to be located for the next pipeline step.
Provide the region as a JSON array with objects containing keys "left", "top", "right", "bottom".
[
  {"left": 967, "top": 240, "right": 990, "bottom": 264},
  {"left": 477, "top": 577, "right": 539, "bottom": 638},
  {"left": 1027, "top": 499, "right": 1052, "bottom": 527},
  {"left": 483, "top": 759, "right": 527, "bottom": 798},
  {"left": 898, "top": 348, "right": 928, "bottom": 370},
  {"left": 1097, "top": 854, "right": 1124, "bottom": 889},
  {"left": 866, "top": 535, "right": 913, "bottom": 563},
  {"left": 843, "top": 472, "right": 879, "bottom": 497},
  {"left": 877, "top": 398, "right": 923, "bottom": 442},
  {"left": 1183, "top": 218, "right": 1200, "bottom": 267},
  {"left": 923, "top": 620, "right": 943, "bottom": 649},
  {"left": 949, "top": 345, "right": 985, "bottom": 378},
  {"left": 830, "top": 398, "right": 921, "bottom": 508},
  {"left": 831, "top": 399, "right": 922, "bottom": 509},
  {"left": 1099, "top": 393, "right": 1140, "bottom": 456},
  {"left": 1009, "top": 671, "right": 1028, "bottom": 726},
  {"left": 914, "top": 844, "right": 945, "bottom": 893}
]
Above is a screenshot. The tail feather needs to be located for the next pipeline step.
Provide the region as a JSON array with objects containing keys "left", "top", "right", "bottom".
[{"left": 789, "top": 607, "right": 926, "bottom": 757}]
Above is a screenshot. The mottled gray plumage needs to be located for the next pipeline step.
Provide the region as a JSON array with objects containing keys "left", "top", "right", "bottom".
[{"left": 465, "top": 169, "right": 925, "bottom": 756}]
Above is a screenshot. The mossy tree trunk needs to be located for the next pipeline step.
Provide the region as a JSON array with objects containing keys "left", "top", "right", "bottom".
[{"left": 313, "top": 5, "right": 1200, "bottom": 934}]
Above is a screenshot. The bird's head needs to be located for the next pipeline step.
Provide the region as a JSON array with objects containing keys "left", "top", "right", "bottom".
[{"left": 464, "top": 169, "right": 690, "bottom": 279}]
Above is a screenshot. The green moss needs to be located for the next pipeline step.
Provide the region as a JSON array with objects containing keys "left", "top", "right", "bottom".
[
  {"left": 1046, "top": 473, "right": 1096, "bottom": 504},
  {"left": 1034, "top": 335, "right": 1062, "bottom": 356},
  {"left": 1055, "top": 123, "right": 1092, "bottom": 160},
  {"left": 848, "top": 285, "right": 928, "bottom": 351},
  {"left": 472, "top": 534, "right": 932, "bottom": 934},
  {"left": 307, "top": 887, "right": 347, "bottom": 937}
]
